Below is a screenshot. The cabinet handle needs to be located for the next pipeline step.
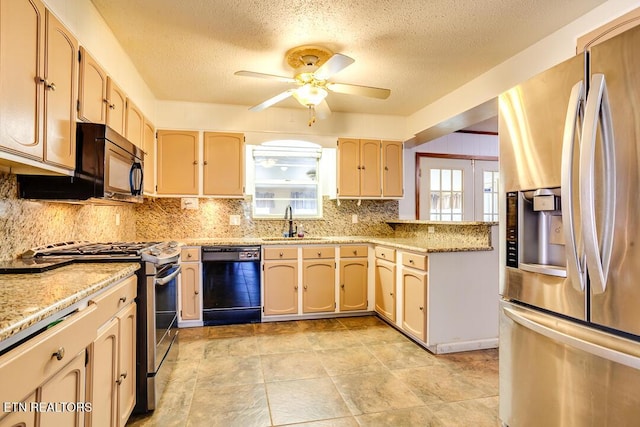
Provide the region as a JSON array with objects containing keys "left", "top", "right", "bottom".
[
  {"left": 187, "top": 253, "right": 193, "bottom": 258},
  {"left": 116, "top": 371, "right": 127, "bottom": 385},
  {"left": 39, "top": 78, "right": 56, "bottom": 91},
  {"left": 409, "top": 259, "right": 414, "bottom": 264},
  {"left": 304, "top": 285, "right": 308, "bottom": 290},
  {"left": 419, "top": 306, "right": 424, "bottom": 311},
  {"left": 193, "top": 161, "right": 198, "bottom": 165},
  {"left": 279, "top": 252, "right": 284, "bottom": 257},
  {"left": 341, "top": 284, "right": 345, "bottom": 289},
  {"left": 203, "top": 161, "right": 208, "bottom": 165},
  {"left": 317, "top": 252, "right": 322, "bottom": 257},
  {"left": 385, "top": 166, "right": 389, "bottom": 171},
  {"left": 119, "top": 296, "right": 127, "bottom": 303},
  {"left": 52, "top": 347, "right": 65, "bottom": 361},
  {"left": 294, "top": 285, "right": 298, "bottom": 290},
  {"left": 381, "top": 253, "right": 386, "bottom": 257},
  {"left": 357, "top": 165, "right": 361, "bottom": 170},
  {"left": 361, "top": 165, "right": 366, "bottom": 170},
  {"left": 390, "top": 292, "right": 394, "bottom": 296},
  {"left": 109, "top": 103, "right": 116, "bottom": 110},
  {"left": 195, "top": 289, "right": 199, "bottom": 295}
]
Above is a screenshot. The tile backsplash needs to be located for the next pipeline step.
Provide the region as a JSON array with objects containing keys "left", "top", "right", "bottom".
[
  {"left": 134, "top": 197, "right": 398, "bottom": 241},
  {"left": 0, "top": 173, "right": 136, "bottom": 261},
  {"left": 1, "top": 171, "right": 399, "bottom": 260}
]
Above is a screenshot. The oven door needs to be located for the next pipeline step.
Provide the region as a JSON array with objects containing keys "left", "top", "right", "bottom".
[{"left": 154, "top": 263, "right": 180, "bottom": 372}]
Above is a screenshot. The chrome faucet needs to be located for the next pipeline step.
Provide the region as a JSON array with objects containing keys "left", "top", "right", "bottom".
[{"left": 284, "top": 204, "right": 294, "bottom": 237}]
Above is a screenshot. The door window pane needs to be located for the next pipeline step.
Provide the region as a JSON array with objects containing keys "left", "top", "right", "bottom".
[{"left": 430, "top": 168, "right": 464, "bottom": 221}]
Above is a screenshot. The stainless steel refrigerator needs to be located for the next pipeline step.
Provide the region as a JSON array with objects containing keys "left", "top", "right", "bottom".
[{"left": 499, "top": 24, "right": 640, "bottom": 426}]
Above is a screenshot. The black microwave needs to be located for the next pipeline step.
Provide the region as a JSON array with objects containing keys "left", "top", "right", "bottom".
[{"left": 17, "top": 123, "right": 144, "bottom": 203}]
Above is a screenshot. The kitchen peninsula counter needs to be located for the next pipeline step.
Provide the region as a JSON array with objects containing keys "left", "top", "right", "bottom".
[{"left": 0, "top": 262, "right": 140, "bottom": 350}]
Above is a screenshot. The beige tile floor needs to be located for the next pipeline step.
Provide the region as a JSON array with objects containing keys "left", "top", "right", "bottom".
[{"left": 127, "top": 316, "right": 498, "bottom": 427}]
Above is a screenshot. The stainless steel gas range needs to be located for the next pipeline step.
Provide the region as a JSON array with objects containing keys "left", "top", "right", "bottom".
[{"left": 21, "top": 241, "right": 181, "bottom": 413}]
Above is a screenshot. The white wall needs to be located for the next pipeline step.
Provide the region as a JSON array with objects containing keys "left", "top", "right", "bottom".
[
  {"left": 399, "top": 132, "right": 498, "bottom": 219},
  {"left": 405, "top": 0, "right": 639, "bottom": 141}
]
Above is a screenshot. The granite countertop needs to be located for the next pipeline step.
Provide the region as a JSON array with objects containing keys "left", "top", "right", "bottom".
[
  {"left": 0, "top": 262, "right": 140, "bottom": 348},
  {"left": 181, "top": 236, "right": 493, "bottom": 253}
]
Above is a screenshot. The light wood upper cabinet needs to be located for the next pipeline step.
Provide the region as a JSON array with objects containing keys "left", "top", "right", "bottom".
[
  {"left": 105, "top": 77, "right": 126, "bottom": 135},
  {"left": 302, "top": 259, "right": 335, "bottom": 313},
  {"left": 263, "top": 260, "right": 298, "bottom": 315},
  {"left": 142, "top": 118, "right": 155, "bottom": 195},
  {"left": 360, "top": 139, "right": 381, "bottom": 197},
  {"left": 337, "top": 138, "right": 402, "bottom": 199},
  {"left": 382, "top": 140, "right": 403, "bottom": 197},
  {"left": 43, "top": 10, "right": 78, "bottom": 169},
  {"left": 0, "top": 0, "right": 78, "bottom": 170},
  {"left": 337, "top": 138, "right": 360, "bottom": 197},
  {"left": 0, "top": 0, "right": 45, "bottom": 161},
  {"left": 78, "top": 46, "right": 107, "bottom": 124},
  {"left": 577, "top": 7, "right": 640, "bottom": 52},
  {"left": 156, "top": 130, "right": 199, "bottom": 195},
  {"left": 125, "top": 98, "right": 144, "bottom": 148},
  {"left": 203, "top": 132, "right": 244, "bottom": 196}
]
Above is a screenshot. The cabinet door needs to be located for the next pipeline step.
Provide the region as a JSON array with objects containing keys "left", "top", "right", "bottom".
[
  {"left": 337, "top": 138, "right": 360, "bottom": 197},
  {"left": 0, "top": 391, "right": 36, "bottom": 427},
  {"left": 43, "top": 10, "right": 77, "bottom": 169},
  {"left": 0, "top": 0, "right": 45, "bottom": 160},
  {"left": 117, "top": 303, "right": 136, "bottom": 427},
  {"left": 156, "top": 130, "right": 199, "bottom": 195},
  {"left": 402, "top": 268, "right": 427, "bottom": 341},
  {"left": 382, "top": 140, "right": 403, "bottom": 197},
  {"left": 142, "top": 118, "right": 155, "bottom": 195},
  {"left": 339, "top": 259, "right": 368, "bottom": 311},
  {"left": 360, "top": 139, "right": 381, "bottom": 197},
  {"left": 105, "top": 77, "right": 126, "bottom": 135},
  {"left": 263, "top": 261, "right": 298, "bottom": 315},
  {"left": 78, "top": 46, "right": 107, "bottom": 124},
  {"left": 180, "top": 263, "right": 201, "bottom": 321},
  {"left": 203, "top": 132, "right": 244, "bottom": 196},
  {"left": 125, "top": 99, "right": 144, "bottom": 148},
  {"left": 302, "top": 260, "right": 335, "bottom": 313},
  {"left": 88, "top": 318, "right": 119, "bottom": 427},
  {"left": 375, "top": 259, "right": 396, "bottom": 321},
  {"left": 39, "top": 351, "right": 86, "bottom": 427}
]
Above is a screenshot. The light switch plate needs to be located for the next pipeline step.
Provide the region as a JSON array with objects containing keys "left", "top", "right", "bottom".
[
  {"left": 352, "top": 214, "right": 358, "bottom": 224},
  {"left": 229, "top": 215, "right": 241, "bottom": 226}
]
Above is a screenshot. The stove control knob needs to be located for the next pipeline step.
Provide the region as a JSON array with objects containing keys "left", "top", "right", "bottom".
[{"left": 168, "top": 241, "right": 179, "bottom": 248}]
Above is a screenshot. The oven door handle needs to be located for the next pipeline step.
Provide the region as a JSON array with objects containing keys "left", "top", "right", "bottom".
[{"left": 155, "top": 264, "right": 181, "bottom": 286}]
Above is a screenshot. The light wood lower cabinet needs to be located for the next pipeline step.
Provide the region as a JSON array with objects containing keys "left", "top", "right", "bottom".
[
  {"left": 178, "top": 247, "right": 202, "bottom": 321},
  {"left": 375, "top": 257, "right": 396, "bottom": 321},
  {"left": 402, "top": 268, "right": 428, "bottom": 341},
  {"left": 87, "top": 275, "right": 137, "bottom": 427},
  {"left": 339, "top": 245, "right": 369, "bottom": 311},
  {"left": 263, "top": 260, "right": 298, "bottom": 315},
  {"left": 39, "top": 350, "right": 87, "bottom": 427},
  {"left": 302, "top": 259, "right": 335, "bottom": 313}
]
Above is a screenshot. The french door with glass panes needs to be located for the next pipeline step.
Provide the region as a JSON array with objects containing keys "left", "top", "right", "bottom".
[{"left": 418, "top": 157, "right": 498, "bottom": 221}]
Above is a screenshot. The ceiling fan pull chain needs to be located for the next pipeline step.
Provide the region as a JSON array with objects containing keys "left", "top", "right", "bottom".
[{"left": 308, "top": 105, "right": 316, "bottom": 127}]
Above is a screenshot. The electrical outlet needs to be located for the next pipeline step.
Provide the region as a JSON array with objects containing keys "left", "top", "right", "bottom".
[
  {"left": 115, "top": 213, "right": 120, "bottom": 226},
  {"left": 229, "top": 215, "right": 241, "bottom": 226},
  {"left": 181, "top": 198, "right": 199, "bottom": 209},
  {"left": 428, "top": 226, "right": 435, "bottom": 234},
  {"left": 352, "top": 214, "right": 358, "bottom": 224}
]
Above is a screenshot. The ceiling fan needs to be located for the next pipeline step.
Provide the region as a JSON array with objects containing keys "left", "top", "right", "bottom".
[{"left": 235, "top": 45, "right": 391, "bottom": 125}]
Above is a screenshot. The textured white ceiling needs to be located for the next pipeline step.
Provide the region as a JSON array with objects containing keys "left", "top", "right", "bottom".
[{"left": 90, "top": 0, "right": 604, "bottom": 116}]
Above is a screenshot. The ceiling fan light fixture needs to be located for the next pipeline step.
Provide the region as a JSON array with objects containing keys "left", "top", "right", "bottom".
[{"left": 293, "top": 83, "right": 328, "bottom": 107}]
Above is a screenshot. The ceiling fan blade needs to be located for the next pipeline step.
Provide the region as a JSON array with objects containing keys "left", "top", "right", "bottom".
[
  {"left": 326, "top": 82, "right": 391, "bottom": 99},
  {"left": 249, "top": 89, "right": 296, "bottom": 111},
  {"left": 313, "top": 53, "right": 355, "bottom": 81},
  {"left": 314, "top": 99, "right": 331, "bottom": 120},
  {"left": 235, "top": 70, "right": 296, "bottom": 83}
]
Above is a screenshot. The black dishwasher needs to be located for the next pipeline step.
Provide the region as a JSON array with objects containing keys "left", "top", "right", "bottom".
[{"left": 201, "top": 246, "right": 261, "bottom": 325}]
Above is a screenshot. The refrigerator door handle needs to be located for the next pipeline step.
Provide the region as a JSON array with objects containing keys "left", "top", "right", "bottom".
[
  {"left": 561, "top": 80, "right": 585, "bottom": 292},
  {"left": 503, "top": 305, "right": 640, "bottom": 370},
  {"left": 579, "top": 73, "right": 616, "bottom": 295}
]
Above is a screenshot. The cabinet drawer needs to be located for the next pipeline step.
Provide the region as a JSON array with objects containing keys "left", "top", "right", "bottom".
[
  {"left": 0, "top": 303, "right": 97, "bottom": 405},
  {"left": 302, "top": 246, "right": 335, "bottom": 259},
  {"left": 402, "top": 252, "right": 428, "bottom": 271},
  {"left": 375, "top": 246, "right": 396, "bottom": 262},
  {"left": 89, "top": 275, "right": 137, "bottom": 327},
  {"left": 181, "top": 247, "right": 200, "bottom": 262},
  {"left": 339, "top": 245, "right": 368, "bottom": 258},
  {"left": 264, "top": 247, "right": 298, "bottom": 260}
]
